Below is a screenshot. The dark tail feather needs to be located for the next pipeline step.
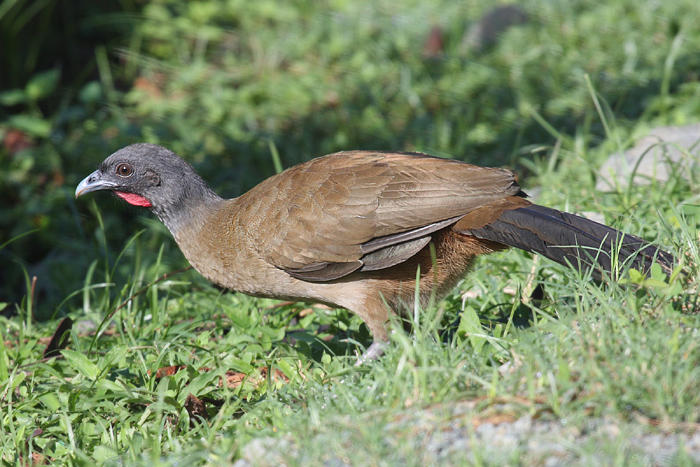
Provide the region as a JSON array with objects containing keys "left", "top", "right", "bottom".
[{"left": 462, "top": 204, "right": 674, "bottom": 277}]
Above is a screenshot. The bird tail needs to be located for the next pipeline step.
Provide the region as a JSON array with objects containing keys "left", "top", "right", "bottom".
[{"left": 459, "top": 204, "right": 674, "bottom": 277}]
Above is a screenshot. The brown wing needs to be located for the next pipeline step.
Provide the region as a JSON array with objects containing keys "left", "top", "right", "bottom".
[{"left": 237, "top": 151, "right": 522, "bottom": 280}]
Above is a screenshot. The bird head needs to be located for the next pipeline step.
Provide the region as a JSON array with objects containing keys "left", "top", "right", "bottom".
[{"left": 75, "top": 143, "right": 220, "bottom": 229}]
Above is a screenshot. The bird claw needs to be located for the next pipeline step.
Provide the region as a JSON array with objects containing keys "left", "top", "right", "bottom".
[{"left": 354, "top": 341, "right": 388, "bottom": 366}]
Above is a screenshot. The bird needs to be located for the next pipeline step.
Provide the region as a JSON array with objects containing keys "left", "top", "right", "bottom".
[{"left": 75, "top": 143, "right": 674, "bottom": 362}]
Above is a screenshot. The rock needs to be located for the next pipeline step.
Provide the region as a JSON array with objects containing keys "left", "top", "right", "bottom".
[
  {"left": 232, "top": 409, "right": 700, "bottom": 465},
  {"left": 233, "top": 437, "right": 297, "bottom": 467},
  {"left": 462, "top": 5, "right": 529, "bottom": 53},
  {"left": 596, "top": 124, "right": 700, "bottom": 191}
]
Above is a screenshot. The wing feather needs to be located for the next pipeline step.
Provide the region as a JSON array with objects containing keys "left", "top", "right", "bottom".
[{"left": 236, "top": 151, "right": 521, "bottom": 280}]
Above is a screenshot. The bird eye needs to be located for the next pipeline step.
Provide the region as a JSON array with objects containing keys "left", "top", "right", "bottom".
[{"left": 116, "top": 163, "right": 133, "bottom": 177}]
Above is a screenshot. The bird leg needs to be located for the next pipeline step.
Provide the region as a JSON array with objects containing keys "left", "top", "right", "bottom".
[{"left": 355, "top": 341, "right": 389, "bottom": 366}]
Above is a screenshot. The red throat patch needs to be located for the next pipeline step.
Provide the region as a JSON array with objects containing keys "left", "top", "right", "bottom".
[{"left": 115, "top": 191, "right": 152, "bottom": 207}]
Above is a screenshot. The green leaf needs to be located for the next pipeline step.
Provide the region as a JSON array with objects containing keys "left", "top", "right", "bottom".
[
  {"left": 0, "top": 89, "right": 26, "bottom": 106},
  {"left": 25, "top": 69, "right": 60, "bottom": 101},
  {"left": 644, "top": 279, "right": 671, "bottom": 289},
  {"left": 7, "top": 114, "right": 51, "bottom": 138},
  {"left": 275, "top": 359, "right": 296, "bottom": 381},
  {"left": 97, "top": 378, "right": 124, "bottom": 393},
  {"left": 662, "top": 281, "right": 683, "bottom": 297},
  {"left": 61, "top": 349, "right": 99, "bottom": 380},
  {"left": 186, "top": 370, "right": 219, "bottom": 397},
  {"left": 39, "top": 393, "right": 61, "bottom": 411},
  {"left": 458, "top": 305, "right": 486, "bottom": 353},
  {"left": 321, "top": 352, "right": 332, "bottom": 365},
  {"left": 228, "top": 358, "right": 255, "bottom": 374},
  {"left": 649, "top": 262, "right": 665, "bottom": 282},
  {"left": 79, "top": 81, "right": 102, "bottom": 104},
  {"left": 92, "top": 445, "right": 118, "bottom": 463},
  {"left": 627, "top": 269, "right": 644, "bottom": 284},
  {"left": 9, "top": 371, "right": 26, "bottom": 390}
]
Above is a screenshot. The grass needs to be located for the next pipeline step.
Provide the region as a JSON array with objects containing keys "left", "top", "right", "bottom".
[{"left": 2, "top": 0, "right": 700, "bottom": 464}]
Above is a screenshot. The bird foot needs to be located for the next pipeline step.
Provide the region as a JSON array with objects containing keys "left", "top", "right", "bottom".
[{"left": 354, "top": 341, "right": 388, "bottom": 366}]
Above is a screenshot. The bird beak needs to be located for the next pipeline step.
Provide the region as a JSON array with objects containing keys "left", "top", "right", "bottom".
[{"left": 75, "top": 170, "right": 116, "bottom": 198}]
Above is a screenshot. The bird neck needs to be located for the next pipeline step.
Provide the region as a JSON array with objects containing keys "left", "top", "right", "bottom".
[{"left": 152, "top": 182, "right": 224, "bottom": 237}]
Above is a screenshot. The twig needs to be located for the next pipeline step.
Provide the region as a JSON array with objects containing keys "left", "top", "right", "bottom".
[{"left": 30, "top": 275, "right": 37, "bottom": 320}]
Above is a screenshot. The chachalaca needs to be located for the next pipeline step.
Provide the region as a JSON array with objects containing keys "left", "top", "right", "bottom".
[{"left": 76, "top": 143, "right": 674, "bottom": 361}]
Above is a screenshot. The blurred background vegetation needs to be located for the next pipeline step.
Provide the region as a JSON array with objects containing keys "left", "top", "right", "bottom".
[{"left": 1, "top": 0, "right": 699, "bottom": 318}]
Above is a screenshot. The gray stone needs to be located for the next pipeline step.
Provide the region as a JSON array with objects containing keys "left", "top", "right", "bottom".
[
  {"left": 232, "top": 404, "right": 700, "bottom": 465},
  {"left": 596, "top": 124, "right": 700, "bottom": 191},
  {"left": 462, "top": 5, "right": 529, "bottom": 53}
]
